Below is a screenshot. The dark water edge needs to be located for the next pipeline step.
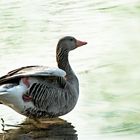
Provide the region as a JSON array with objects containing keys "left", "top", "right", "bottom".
[{"left": 0, "top": 118, "right": 77, "bottom": 140}]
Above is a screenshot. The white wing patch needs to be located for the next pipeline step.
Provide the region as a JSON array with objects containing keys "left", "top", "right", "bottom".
[
  {"left": 42, "top": 67, "right": 66, "bottom": 77},
  {"left": 26, "top": 67, "right": 66, "bottom": 77},
  {"left": 4, "top": 67, "right": 66, "bottom": 80}
]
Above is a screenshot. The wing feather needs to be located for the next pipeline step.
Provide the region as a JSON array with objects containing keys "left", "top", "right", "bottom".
[{"left": 0, "top": 65, "right": 66, "bottom": 85}]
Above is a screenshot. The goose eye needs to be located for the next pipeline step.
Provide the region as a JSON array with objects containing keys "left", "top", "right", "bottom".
[{"left": 70, "top": 38, "right": 74, "bottom": 41}]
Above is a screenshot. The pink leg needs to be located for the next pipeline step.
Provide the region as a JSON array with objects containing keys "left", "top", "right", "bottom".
[{"left": 22, "top": 94, "right": 32, "bottom": 102}]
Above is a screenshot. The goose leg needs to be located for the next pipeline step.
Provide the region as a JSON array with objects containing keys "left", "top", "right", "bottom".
[{"left": 22, "top": 93, "right": 32, "bottom": 102}]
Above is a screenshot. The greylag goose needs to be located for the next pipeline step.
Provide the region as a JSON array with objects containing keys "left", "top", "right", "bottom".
[{"left": 0, "top": 36, "right": 87, "bottom": 118}]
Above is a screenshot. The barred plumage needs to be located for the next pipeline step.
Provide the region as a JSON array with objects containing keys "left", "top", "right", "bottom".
[
  {"left": 26, "top": 80, "right": 68, "bottom": 116},
  {"left": 0, "top": 36, "right": 87, "bottom": 118}
]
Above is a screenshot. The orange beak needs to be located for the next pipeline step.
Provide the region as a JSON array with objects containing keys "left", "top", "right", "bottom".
[{"left": 76, "top": 39, "right": 87, "bottom": 47}]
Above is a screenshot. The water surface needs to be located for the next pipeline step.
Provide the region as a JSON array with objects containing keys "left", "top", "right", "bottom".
[{"left": 0, "top": 0, "right": 140, "bottom": 139}]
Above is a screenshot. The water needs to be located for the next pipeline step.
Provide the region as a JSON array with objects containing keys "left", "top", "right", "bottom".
[{"left": 0, "top": 0, "right": 140, "bottom": 139}]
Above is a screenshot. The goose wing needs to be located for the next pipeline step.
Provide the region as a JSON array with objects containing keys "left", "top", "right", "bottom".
[{"left": 0, "top": 65, "right": 66, "bottom": 85}]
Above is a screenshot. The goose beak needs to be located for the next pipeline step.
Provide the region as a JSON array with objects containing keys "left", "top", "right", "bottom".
[{"left": 76, "top": 40, "right": 87, "bottom": 47}]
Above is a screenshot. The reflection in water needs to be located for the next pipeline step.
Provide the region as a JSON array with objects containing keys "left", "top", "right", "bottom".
[{"left": 0, "top": 118, "right": 77, "bottom": 140}]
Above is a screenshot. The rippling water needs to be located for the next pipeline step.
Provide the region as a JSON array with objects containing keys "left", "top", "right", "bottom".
[{"left": 0, "top": 0, "right": 140, "bottom": 139}]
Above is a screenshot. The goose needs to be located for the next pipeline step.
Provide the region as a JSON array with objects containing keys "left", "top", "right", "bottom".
[{"left": 0, "top": 36, "right": 87, "bottom": 118}]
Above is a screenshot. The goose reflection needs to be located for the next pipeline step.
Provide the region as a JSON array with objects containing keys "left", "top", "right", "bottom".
[{"left": 0, "top": 118, "right": 78, "bottom": 140}]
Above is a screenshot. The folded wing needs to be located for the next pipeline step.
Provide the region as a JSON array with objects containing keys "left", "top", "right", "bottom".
[{"left": 0, "top": 65, "right": 66, "bottom": 85}]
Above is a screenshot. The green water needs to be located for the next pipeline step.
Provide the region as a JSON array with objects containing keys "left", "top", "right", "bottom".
[{"left": 0, "top": 0, "right": 140, "bottom": 139}]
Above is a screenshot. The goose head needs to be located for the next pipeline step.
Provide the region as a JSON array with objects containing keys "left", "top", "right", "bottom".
[{"left": 57, "top": 36, "right": 87, "bottom": 52}]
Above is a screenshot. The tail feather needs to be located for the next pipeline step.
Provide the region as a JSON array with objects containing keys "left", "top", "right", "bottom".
[
  {"left": 0, "top": 83, "right": 30, "bottom": 113},
  {"left": 0, "top": 91, "right": 9, "bottom": 95},
  {"left": 0, "top": 90, "right": 9, "bottom": 104},
  {"left": 0, "top": 83, "right": 17, "bottom": 91},
  {"left": 0, "top": 86, "right": 8, "bottom": 95},
  {"left": 0, "top": 84, "right": 17, "bottom": 98}
]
